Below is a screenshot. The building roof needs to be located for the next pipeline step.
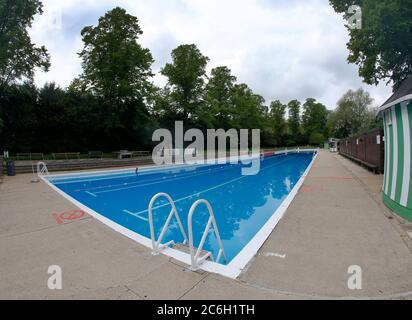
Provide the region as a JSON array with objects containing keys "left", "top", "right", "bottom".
[{"left": 379, "top": 74, "right": 412, "bottom": 112}]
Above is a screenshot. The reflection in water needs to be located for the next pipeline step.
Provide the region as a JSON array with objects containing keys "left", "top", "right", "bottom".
[
  {"left": 188, "top": 153, "right": 312, "bottom": 261},
  {"left": 283, "top": 177, "right": 292, "bottom": 192}
]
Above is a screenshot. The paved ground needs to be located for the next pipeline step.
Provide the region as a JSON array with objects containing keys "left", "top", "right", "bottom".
[{"left": 0, "top": 150, "right": 411, "bottom": 299}]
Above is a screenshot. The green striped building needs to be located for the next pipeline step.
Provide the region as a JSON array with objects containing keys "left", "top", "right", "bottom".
[{"left": 379, "top": 75, "right": 412, "bottom": 222}]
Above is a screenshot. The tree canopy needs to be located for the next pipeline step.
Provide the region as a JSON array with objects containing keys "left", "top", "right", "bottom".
[
  {"left": 302, "top": 98, "right": 328, "bottom": 139},
  {"left": 202, "top": 66, "right": 237, "bottom": 129},
  {"left": 330, "top": 0, "right": 412, "bottom": 89},
  {"left": 268, "top": 100, "right": 287, "bottom": 146},
  {"left": 71, "top": 7, "right": 155, "bottom": 147},
  {"left": 287, "top": 99, "right": 302, "bottom": 142},
  {"left": 0, "top": 4, "right": 386, "bottom": 154},
  {"left": 76, "top": 7, "right": 153, "bottom": 102},
  {"left": 326, "top": 88, "right": 379, "bottom": 138},
  {"left": 161, "top": 44, "right": 209, "bottom": 123},
  {"left": 0, "top": 0, "right": 50, "bottom": 89}
]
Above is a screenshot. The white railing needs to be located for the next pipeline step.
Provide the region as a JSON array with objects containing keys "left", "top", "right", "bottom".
[
  {"left": 37, "top": 161, "right": 49, "bottom": 177},
  {"left": 147, "top": 193, "right": 227, "bottom": 270},
  {"left": 148, "top": 192, "right": 188, "bottom": 255},
  {"left": 187, "top": 199, "right": 227, "bottom": 270}
]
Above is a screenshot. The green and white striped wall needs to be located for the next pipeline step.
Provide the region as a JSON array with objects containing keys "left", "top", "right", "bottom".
[{"left": 382, "top": 99, "right": 412, "bottom": 221}]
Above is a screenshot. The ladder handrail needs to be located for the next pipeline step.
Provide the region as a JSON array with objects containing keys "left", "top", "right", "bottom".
[
  {"left": 148, "top": 192, "right": 188, "bottom": 255},
  {"left": 187, "top": 199, "right": 227, "bottom": 270},
  {"left": 37, "top": 161, "right": 49, "bottom": 177}
]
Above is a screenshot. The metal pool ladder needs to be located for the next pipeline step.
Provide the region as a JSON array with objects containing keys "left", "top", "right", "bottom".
[
  {"left": 188, "top": 199, "right": 227, "bottom": 270},
  {"left": 148, "top": 192, "right": 188, "bottom": 255},
  {"left": 147, "top": 193, "right": 227, "bottom": 270},
  {"left": 36, "top": 161, "right": 49, "bottom": 177}
]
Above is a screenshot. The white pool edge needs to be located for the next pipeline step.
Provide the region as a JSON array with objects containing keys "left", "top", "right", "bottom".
[{"left": 41, "top": 148, "right": 319, "bottom": 279}]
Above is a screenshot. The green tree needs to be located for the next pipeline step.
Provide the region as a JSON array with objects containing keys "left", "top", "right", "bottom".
[
  {"left": 161, "top": 44, "right": 209, "bottom": 123},
  {"left": 0, "top": 82, "right": 38, "bottom": 151},
  {"left": 151, "top": 86, "right": 176, "bottom": 128},
  {"left": 309, "top": 132, "right": 325, "bottom": 146},
  {"left": 327, "top": 88, "right": 375, "bottom": 138},
  {"left": 268, "top": 100, "right": 286, "bottom": 146},
  {"left": 0, "top": 0, "right": 50, "bottom": 89},
  {"left": 77, "top": 7, "right": 154, "bottom": 132},
  {"left": 64, "top": 84, "right": 102, "bottom": 151},
  {"left": 36, "top": 83, "right": 67, "bottom": 149},
  {"left": 302, "top": 98, "right": 328, "bottom": 142},
  {"left": 329, "top": 0, "right": 412, "bottom": 88},
  {"left": 231, "top": 83, "right": 266, "bottom": 130},
  {"left": 287, "top": 99, "right": 301, "bottom": 145},
  {"left": 202, "top": 66, "right": 237, "bottom": 129}
]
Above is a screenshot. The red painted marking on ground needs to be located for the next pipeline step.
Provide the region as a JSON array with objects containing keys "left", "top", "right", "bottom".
[
  {"left": 52, "top": 213, "right": 64, "bottom": 224},
  {"left": 52, "top": 210, "right": 86, "bottom": 224},
  {"left": 300, "top": 185, "right": 324, "bottom": 194},
  {"left": 307, "top": 176, "right": 353, "bottom": 180}
]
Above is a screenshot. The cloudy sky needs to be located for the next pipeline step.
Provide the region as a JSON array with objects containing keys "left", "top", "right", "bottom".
[{"left": 29, "top": 0, "right": 393, "bottom": 109}]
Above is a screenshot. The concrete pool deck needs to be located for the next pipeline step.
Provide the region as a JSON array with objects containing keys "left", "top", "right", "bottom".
[{"left": 0, "top": 150, "right": 411, "bottom": 299}]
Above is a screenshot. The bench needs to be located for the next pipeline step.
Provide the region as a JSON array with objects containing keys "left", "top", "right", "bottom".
[
  {"left": 339, "top": 152, "right": 378, "bottom": 173},
  {"left": 88, "top": 151, "right": 103, "bottom": 159},
  {"left": 113, "top": 150, "right": 133, "bottom": 159},
  {"left": 131, "top": 151, "right": 151, "bottom": 158},
  {"left": 52, "top": 152, "right": 80, "bottom": 160},
  {"left": 16, "top": 153, "right": 44, "bottom": 160}
]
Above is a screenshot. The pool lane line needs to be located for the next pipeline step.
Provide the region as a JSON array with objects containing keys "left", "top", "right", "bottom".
[
  {"left": 94, "top": 154, "right": 298, "bottom": 195},
  {"left": 93, "top": 163, "right": 244, "bottom": 194},
  {"left": 52, "top": 153, "right": 288, "bottom": 186},
  {"left": 85, "top": 191, "right": 97, "bottom": 197},
  {"left": 51, "top": 172, "right": 137, "bottom": 185},
  {"left": 49, "top": 162, "right": 216, "bottom": 185},
  {"left": 74, "top": 163, "right": 238, "bottom": 193},
  {"left": 119, "top": 154, "right": 300, "bottom": 216},
  {"left": 123, "top": 209, "right": 148, "bottom": 221}
]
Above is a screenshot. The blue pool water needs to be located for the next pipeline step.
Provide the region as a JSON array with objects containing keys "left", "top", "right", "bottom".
[{"left": 48, "top": 152, "right": 314, "bottom": 264}]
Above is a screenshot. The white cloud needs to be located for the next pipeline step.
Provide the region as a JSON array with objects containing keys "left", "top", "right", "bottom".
[{"left": 29, "top": 0, "right": 392, "bottom": 109}]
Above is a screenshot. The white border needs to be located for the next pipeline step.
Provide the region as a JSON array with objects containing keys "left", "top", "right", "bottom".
[
  {"left": 390, "top": 106, "right": 398, "bottom": 200},
  {"left": 400, "top": 101, "right": 411, "bottom": 206},
  {"left": 41, "top": 148, "right": 318, "bottom": 279},
  {"left": 378, "top": 94, "right": 412, "bottom": 113}
]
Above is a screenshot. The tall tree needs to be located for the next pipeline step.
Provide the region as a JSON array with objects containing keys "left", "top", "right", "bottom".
[
  {"left": 203, "top": 66, "right": 237, "bottom": 129},
  {"left": 77, "top": 7, "right": 154, "bottom": 132},
  {"left": 231, "top": 83, "right": 266, "bottom": 131},
  {"left": 287, "top": 99, "right": 301, "bottom": 137},
  {"left": 302, "top": 98, "right": 328, "bottom": 140},
  {"left": 0, "top": 0, "right": 50, "bottom": 89},
  {"left": 161, "top": 44, "right": 209, "bottom": 122},
  {"left": 152, "top": 86, "right": 175, "bottom": 128},
  {"left": 327, "top": 88, "right": 375, "bottom": 138},
  {"left": 329, "top": 0, "right": 412, "bottom": 89},
  {"left": 0, "top": 82, "right": 38, "bottom": 151},
  {"left": 269, "top": 100, "right": 286, "bottom": 146}
]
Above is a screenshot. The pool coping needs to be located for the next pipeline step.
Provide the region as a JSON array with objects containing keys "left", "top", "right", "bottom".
[{"left": 40, "top": 148, "right": 319, "bottom": 279}]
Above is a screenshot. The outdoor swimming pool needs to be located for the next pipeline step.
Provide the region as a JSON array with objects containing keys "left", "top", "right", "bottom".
[{"left": 43, "top": 150, "right": 317, "bottom": 278}]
